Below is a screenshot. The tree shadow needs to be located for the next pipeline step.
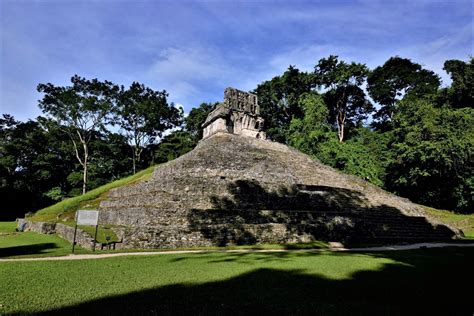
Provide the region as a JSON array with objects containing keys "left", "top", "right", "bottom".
[
  {"left": 33, "top": 247, "right": 472, "bottom": 315},
  {"left": 0, "top": 243, "right": 59, "bottom": 258},
  {"left": 187, "top": 180, "right": 457, "bottom": 246}
]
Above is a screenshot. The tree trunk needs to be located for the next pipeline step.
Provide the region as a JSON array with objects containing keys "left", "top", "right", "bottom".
[
  {"left": 337, "top": 111, "right": 346, "bottom": 143},
  {"left": 135, "top": 147, "right": 143, "bottom": 174},
  {"left": 82, "top": 144, "right": 88, "bottom": 195},
  {"left": 338, "top": 124, "right": 344, "bottom": 142},
  {"left": 337, "top": 89, "right": 347, "bottom": 143},
  {"left": 132, "top": 146, "right": 136, "bottom": 175}
]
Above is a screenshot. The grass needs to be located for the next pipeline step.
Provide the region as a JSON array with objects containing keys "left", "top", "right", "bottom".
[
  {"left": 76, "top": 224, "right": 120, "bottom": 243},
  {"left": 0, "top": 226, "right": 90, "bottom": 259},
  {"left": 0, "top": 221, "right": 90, "bottom": 258},
  {"left": 0, "top": 247, "right": 471, "bottom": 314},
  {"left": 424, "top": 207, "right": 474, "bottom": 238},
  {"left": 0, "top": 221, "right": 16, "bottom": 233},
  {"left": 30, "top": 165, "right": 156, "bottom": 223}
]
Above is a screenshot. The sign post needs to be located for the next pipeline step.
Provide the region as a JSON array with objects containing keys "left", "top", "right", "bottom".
[
  {"left": 72, "top": 212, "right": 78, "bottom": 253},
  {"left": 73, "top": 210, "right": 100, "bottom": 254}
]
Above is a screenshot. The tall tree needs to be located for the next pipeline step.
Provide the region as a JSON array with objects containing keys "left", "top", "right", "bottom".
[
  {"left": 154, "top": 131, "right": 196, "bottom": 163},
  {"left": 367, "top": 56, "right": 440, "bottom": 129},
  {"left": 387, "top": 98, "right": 474, "bottom": 212},
  {"left": 0, "top": 115, "right": 76, "bottom": 219},
  {"left": 37, "top": 75, "right": 118, "bottom": 194},
  {"left": 314, "top": 55, "right": 373, "bottom": 142},
  {"left": 255, "top": 66, "right": 315, "bottom": 142},
  {"left": 287, "top": 92, "right": 330, "bottom": 155},
  {"left": 115, "top": 82, "right": 182, "bottom": 174},
  {"left": 442, "top": 58, "right": 473, "bottom": 109}
]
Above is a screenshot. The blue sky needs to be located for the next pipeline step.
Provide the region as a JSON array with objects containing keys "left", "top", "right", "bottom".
[{"left": 1, "top": 0, "right": 472, "bottom": 121}]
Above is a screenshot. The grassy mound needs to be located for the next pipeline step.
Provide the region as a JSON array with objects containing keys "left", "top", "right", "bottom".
[
  {"left": 425, "top": 207, "right": 474, "bottom": 238},
  {"left": 30, "top": 165, "right": 156, "bottom": 223}
]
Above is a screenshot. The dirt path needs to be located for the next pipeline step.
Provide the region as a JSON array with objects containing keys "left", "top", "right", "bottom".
[{"left": 1, "top": 242, "right": 474, "bottom": 262}]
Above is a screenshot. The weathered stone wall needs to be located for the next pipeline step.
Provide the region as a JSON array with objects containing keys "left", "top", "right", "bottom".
[
  {"left": 203, "top": 117, "right": 228, "bottom": 139},
  {"left": 100, "top": 208, "right": 456, "bottom": 249},
  {"left": 21, "top": 220, "right": 56, "bottom": 234},
  {"left": 55, "top": 223, "right": 96, "bottom": 250},
  {"left": 22, "top": 220, "right": 96, "bottom": 250},
  {"left": 202, "top": 88, "right": 266, "bottom": 140}
]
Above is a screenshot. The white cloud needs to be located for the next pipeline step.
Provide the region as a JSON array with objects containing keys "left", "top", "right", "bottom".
[{"left": 146, "top": 46, "right": 234, "bottom": 108}]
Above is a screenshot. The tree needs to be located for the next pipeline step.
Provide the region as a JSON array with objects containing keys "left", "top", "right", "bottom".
[
  {"left": 115, "top": 82, "right": 182, "bottom": 174},
  {"left": 367, "top": 56, "right": 440, "bottom": 129},
  {"left": 185, "top": 102, "right": 217, "bottom": 141},
  {"left": 441, "top": 58, "right": 473, "bottom": 109},
  {"left": 37, "top": 75, "right": 118, "bottom": 194},
  {"left": 154, "top": 131, "right": 196, "bottom": 163},
  {"left": 387, "top": 98, "right": 474, "bottom": 212},
  {"left": 255, "top": 66, "right": 315, "bottom": 142},
  {"left": 0, "top": 115, "right": 76, "bottom": 219},
  {"left": 316, "top": 136, "right": 387, "bottom": 187},
  {"left": 314, "top": 56, "right": 373, "bottom": 142},
  {"left": 287, "top": 92, "right": 330, "bottom": 155}
]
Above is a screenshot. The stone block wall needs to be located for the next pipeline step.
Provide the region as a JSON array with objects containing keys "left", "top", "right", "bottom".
[
  {"left": 203, "top": 117, "right": 228, "bottom": 139},
  {"left": 21, "top": 220, "right": 96, "bottom": 250}
]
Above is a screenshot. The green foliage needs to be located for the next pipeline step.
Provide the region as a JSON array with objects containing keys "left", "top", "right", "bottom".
[
  {"left": 0, "top": 116, "right": 76, "bottom": 219},
  {"left": 154, "top": 131, "right": 196, "bottom": 163},
  {"left": 316, "top": 136, "right": 385, "bottom": 187},
  {"left": 367, "top": 57, "right": 441, "bottom": 128},
  {"left": 288, "top": 92, "right": 386, "bottom": 187},
  {"left": 185, "top": 102, "right": 217, "bottom": 140},
  {"left": 37, "top": 75, "right": 118, "bottom": 130},
  {"left": 37, "top": 75, "right": 119, "bottom": 194},
  {"left": 255, "top": 66, "right": 315, "bottom": 142},
  {"left": 314, "top": 55, "right": 373, "bottom": 142},
  {"left": 287, "top": 92, "right": 330, "bottom": 155},
  {"left": 44, "top": 187, "right": 65, "bottom": 201},
  {"left": 387, "top": 99, "right": 474, "bottom": 212},
  {"left": 440, "top": 58, "right": 473, "bottom": 109},
  {"left": 115, "top": 82, "right": 183, "bottom": 173}
]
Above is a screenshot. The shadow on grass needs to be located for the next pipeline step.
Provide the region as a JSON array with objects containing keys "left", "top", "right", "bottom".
[
  {"left": 39, "top": 248, "right": 472, "bottom": 315},
  {"left": 0, "top": 243, "right": 58, "bottom": 258}
]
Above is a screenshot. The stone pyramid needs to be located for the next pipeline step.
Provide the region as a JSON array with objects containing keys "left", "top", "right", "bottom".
[{"left": 99, "top": 88, "right": 460, "bottom": 248}]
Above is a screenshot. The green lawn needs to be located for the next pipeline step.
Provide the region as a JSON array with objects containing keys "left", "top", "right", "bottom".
[
  {"left": 0, "top": 222, "right": 90, "bottom": 259},
  {"left": 0, "top": 247, "right": 471, "bottom": 314},
  {"left": 0, "top": 221, "right": 16, "bottom": 233}
]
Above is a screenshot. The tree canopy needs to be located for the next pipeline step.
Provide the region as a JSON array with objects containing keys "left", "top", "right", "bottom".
[
  {"left": 115, "top": 82, "right": 182, "bottom": 173},
  {"left": 37, "top": 75, "right": 119, "bottom": 194},
  {"left": 367, "top": 57, "right": 440, "bottom": 130},
  {"left": 314, "top": 55, "right": 374, "bottom": 142}
]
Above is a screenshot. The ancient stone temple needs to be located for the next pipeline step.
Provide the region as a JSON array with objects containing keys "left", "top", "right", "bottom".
[
  {"left": 97, "top": 88, "right": 461, "bottom": 249},
  {"left": 202, "top": 87, "right": 266, "bottom": 140}
]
